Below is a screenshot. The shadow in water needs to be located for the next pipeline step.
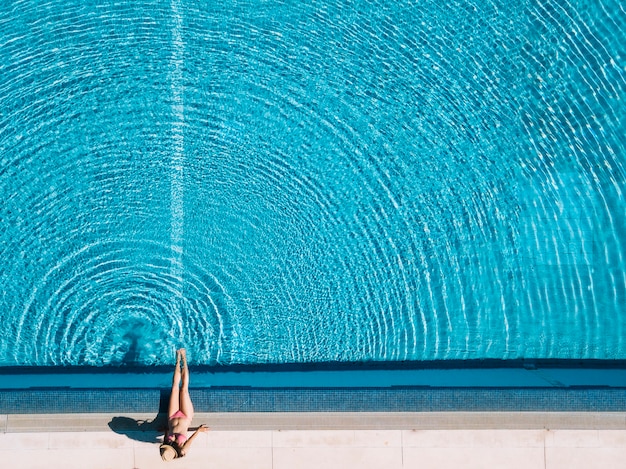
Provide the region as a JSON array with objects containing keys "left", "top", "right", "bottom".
[
  {"left": 121, "top": 330, "right": 141, "bottom": 365},
  {"left": 108, "top": 389, "right": 169, "bottom": 443}
]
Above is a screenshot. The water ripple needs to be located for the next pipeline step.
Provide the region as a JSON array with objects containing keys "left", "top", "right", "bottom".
[{"left": 1, "top": 0, "right": 625, "bottom": 365}]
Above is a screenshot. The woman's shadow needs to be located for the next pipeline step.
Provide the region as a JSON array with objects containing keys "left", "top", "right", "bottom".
[{"left": 108, "top": 389, "right": 169, "bottom": 443}]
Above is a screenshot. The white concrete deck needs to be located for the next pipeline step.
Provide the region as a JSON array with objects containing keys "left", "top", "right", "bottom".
[{"left": 2, "top": 412, "right": 626, "bottom": 468}]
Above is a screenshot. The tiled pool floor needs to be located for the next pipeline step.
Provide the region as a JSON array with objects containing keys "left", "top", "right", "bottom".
[{"left": 2, "top": 412, "right": 626, "bottom": 468}]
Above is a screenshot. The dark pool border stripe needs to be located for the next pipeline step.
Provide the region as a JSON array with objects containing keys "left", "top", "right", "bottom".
[
  {"left": 2, "top": 387, "right": 626, "bottom": 415},
  {"left": 4, "top": 358, "right": 626, "bottom": 374}
]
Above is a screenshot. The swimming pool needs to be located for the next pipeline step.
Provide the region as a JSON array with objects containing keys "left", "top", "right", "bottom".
[{"left": 0, "top": 0, "right": 624, "bottom": 368}]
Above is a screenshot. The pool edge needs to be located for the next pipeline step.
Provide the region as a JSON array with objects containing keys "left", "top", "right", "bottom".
[{"left": 4, "top": 411, "right": 626, "bottom": 433}]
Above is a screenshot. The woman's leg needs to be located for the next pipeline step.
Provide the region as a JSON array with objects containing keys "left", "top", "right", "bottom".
[
  {"left": 168, "top": 350, "right": 182, "bottom": 418},
  {"left": 178, "top": 349, "right": 195, "bottom": 420}
]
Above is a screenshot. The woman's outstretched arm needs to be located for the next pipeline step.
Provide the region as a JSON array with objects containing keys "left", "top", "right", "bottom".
[{"left": 180, "top": 424, "right": 209, "bottom": 456}]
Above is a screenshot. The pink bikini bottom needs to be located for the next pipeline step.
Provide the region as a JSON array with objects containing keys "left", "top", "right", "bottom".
[{"left": 169, "top": 409, "right": 188, "bottom": 420}]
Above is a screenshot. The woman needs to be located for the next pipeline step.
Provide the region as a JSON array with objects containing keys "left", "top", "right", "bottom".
[{"left": 160, "top": 348, "right": 209, "bottom": 461}]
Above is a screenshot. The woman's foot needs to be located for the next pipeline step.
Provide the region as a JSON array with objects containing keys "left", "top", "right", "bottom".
[
  {"left": 179, "top": 348, "right": 187, "bottom": 367},
  {"left": 170, "top": 349, "right": 181, "bottom": 385},
  {"left": 180, "top": 349, "right": 190, "bottom": 389}
]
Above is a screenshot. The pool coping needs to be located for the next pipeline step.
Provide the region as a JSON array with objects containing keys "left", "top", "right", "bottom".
[{"left": 3, "top": 411, "right": 626, "bottom": 433}]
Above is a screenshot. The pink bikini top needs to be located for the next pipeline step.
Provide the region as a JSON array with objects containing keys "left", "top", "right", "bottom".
[{"left": 166, "top": 432, "right": 187, "bottom": 446}]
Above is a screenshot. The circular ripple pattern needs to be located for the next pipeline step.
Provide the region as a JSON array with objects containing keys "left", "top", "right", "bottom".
[{"left": 1, "top": 0, "right": 625, "bottom": 366}]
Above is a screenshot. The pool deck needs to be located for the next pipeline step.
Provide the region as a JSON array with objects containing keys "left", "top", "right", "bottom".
[
  {"left": 3, "top": 365, "right": 626, "bottom": 467},
  {"left": 3, "top": 412, "right": 626, "bottom": 468}
]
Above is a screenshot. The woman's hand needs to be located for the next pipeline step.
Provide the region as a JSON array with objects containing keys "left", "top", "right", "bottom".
[{"left": 198, "top": 424, "right": 210, "bottom": 432}]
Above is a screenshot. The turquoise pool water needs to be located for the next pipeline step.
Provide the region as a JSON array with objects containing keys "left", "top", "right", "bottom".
[{"left": 1, "top": 0, "right": 625, "bottom": 367}]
